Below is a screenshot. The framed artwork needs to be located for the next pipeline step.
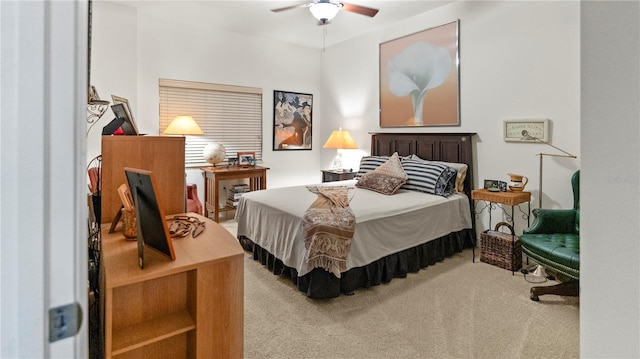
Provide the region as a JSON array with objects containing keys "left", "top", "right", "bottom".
[
  {"left": 503, "top": 119, "right": 550, "bottom": 142},
  {"left": 379, "top": 20, "right": 460, "bottom": 127},
  {"left": 237, "top": 151, "right": 256, "bottom": 166},
  {"left": 273, "top": 90, "right": 313, "bottom": 150},
  {"left": 111, "top": 95, "right": 139, "bottom": 134},
  {"left": 109, "top": 104, "right": 139, "bottom": 135}
]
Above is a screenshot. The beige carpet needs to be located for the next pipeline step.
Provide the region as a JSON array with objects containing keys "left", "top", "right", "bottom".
[{"left": 220, "top": 221, "right": 579, "bottom": 359}]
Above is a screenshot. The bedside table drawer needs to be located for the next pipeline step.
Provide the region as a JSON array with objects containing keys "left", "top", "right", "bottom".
[{"left": 321, "top": 170, "right": 356, "bottom": 183}]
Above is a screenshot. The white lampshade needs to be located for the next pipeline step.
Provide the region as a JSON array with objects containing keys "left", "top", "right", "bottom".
[
  {"left": 163, "top": 115, "right": 204, "bottom": 135},
  {"left": 309, "top": 2, "right": 341, "bottom": 24}
]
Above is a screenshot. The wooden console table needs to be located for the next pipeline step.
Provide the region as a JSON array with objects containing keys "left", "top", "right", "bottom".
[
  {"left": 100, "top": 213, "right": 244, "bottom": 358},
  {"left": 202, "top": 165, "right": 269, "bottom": 222}
]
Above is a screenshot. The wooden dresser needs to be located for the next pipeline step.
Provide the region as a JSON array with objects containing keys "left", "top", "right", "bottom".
[
  {"left": 100, "top": 214, "right": 244, "bottom": 358},
  {"left": 101, "top": 136, "right": 186, "bottom": 224}
]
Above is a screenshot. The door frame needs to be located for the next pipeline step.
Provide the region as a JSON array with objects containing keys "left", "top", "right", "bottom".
[{"left": 0, "top": 1, "right": 88, "bottom": 357}]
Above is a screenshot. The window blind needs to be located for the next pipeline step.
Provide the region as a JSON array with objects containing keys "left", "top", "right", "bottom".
[{"left": 159, "top": 78, "right": 263, "bottom": 167}]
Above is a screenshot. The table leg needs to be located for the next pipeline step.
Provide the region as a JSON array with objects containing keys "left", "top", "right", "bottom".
[{"left": 213, "top": 177, "right": 220, "bottom": 223}]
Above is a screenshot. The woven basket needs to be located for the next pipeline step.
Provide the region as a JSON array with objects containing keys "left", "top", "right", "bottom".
[{"left": 480, "top": 222, "right": 522, "bottom": 271}]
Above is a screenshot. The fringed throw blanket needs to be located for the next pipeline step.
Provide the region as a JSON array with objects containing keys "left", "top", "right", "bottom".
[{"left": 303, "top": 186, "right": 355, "bottom": 278}]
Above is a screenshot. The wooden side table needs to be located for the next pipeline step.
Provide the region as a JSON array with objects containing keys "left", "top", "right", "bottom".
[
  {"left": 202, "top": 165, "right": 269, "bottom": 223},
  {"left": 471, "top": 189, "right": 531, "bottom": 233},
  {"left": 321, "top": 170, "right": 356, "bottom": 183}
]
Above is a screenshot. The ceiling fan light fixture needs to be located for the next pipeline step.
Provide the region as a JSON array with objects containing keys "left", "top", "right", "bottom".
[{"left": 309, "top": 2, "right": 341, "bottom": 24}]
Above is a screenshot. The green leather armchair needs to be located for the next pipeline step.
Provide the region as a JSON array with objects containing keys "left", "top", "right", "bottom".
[{"left": 520, "top": 170, "right": 579, "bottom": 301}]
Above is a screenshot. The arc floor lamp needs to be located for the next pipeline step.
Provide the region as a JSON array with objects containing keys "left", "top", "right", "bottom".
[{"left": 521, "top": 130, "right": 577, "bottom": 209}]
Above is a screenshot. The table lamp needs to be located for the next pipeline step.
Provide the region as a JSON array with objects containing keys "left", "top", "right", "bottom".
[
  {"left": 323, "top": 127, "right": 358, "bottom": 171},
  {"left": 163, "top": 115, "right": 204, "bottom": 136},
  {"left": 163, "top": 115, "right": 204, "bottom": 212},
  {"left": 521, "top": 130, "right": 577, "bottom": 209}
]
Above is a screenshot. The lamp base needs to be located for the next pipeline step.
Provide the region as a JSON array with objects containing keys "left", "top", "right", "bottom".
[
  {"left": 531, "top": 265, "right": 547, "bottom": 278},
  {"left": 331, "top": 151, "right": 343, "bottom": 172},
  {"left": 521, "top": 265, "right": 548, "bottom": 283}
]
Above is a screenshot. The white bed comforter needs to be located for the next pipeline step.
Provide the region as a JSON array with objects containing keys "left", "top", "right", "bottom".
[{"left": 236, "top": 180, "right": 472, "bottom": 277}]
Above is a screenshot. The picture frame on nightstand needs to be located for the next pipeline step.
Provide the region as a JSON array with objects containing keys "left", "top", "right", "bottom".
[
  {"left": 237, "top": 152, "right": 256, "bottom": 167},
  {"left": 484, "top": 179, "right": 507, "bottom": 192}
]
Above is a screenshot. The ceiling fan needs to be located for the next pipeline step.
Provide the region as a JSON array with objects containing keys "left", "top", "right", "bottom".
[{"left": 271, "top": 0, "right": 379, "bottom": 25}]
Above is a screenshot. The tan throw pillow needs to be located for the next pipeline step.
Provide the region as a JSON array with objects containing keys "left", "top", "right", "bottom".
[
  {"left": 356, "top": 153, "right": 408, "bottom": 195},
  {"left": 373, "top": 152, "right": 408, "bottom": 180},
  {"left": 356, "top": 172, "right": 406, "bottom": 195}
]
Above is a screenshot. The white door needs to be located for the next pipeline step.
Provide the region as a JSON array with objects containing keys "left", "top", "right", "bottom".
[{"left": 1, "top": 1, "right": 88, "bottom": 358}]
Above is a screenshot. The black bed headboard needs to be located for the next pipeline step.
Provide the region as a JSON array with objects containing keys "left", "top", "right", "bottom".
[{"left": 370, "top": 132, "right": 476, "bottom": 200}]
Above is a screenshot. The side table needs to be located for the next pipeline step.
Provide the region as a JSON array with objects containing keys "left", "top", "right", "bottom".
[
  {"left": 202, "top": 165, "right": 269, "bottom": 223},
  {"left": 471, "top": 189, "right": 531, "bottom": 268},
  {"left": 321, "top": 170, "right": 356, "bottom": 183},
  {"left": 471, "top": 189, "right": 531, "bottom": 232}
]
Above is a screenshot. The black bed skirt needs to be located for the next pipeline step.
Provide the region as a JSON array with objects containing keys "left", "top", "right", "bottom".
[{"left": 239, "top": 229, "right": 475, "bottom": 299}]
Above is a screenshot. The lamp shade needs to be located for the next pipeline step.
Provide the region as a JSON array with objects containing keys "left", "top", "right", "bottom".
[
  {"left": 163, "top": 115, "right": 204, "bottom": 135},
  {"left": 309, "top": 2, "right": 340, "bottom": 23},
  {"left": 323, "top": 128, "right": 358, "bottom": 149}
]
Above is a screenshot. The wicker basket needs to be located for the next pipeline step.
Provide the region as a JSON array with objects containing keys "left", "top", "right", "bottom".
[{"left": 480, "top": 222, "right": 522, "bottom": 271}]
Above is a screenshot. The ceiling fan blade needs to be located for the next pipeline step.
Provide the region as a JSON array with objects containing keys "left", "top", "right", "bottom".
[
  {"left": 340, "top": 2, "right": 379, "bottom": 18},
  {"left": 342, "top": 2, "right": 378, "bottom": 17},
  {"left": 271, "top": 2, "right": 310, "bottom": 13}
]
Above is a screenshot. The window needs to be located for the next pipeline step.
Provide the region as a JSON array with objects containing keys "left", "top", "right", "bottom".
[{"left": 159, "top": 78, "right": 263, "bottom": 167}]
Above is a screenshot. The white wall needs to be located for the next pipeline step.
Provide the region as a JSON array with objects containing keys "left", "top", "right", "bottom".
[
  {"left": 92, "top": 1, "right": 327, "bottom": 197},
  {"left": 89, "top": 1, "right": 137, "bottom": 162},
  {"left": 323, "top": 1, "right": 581, "bottom": 230},
  {"left": 581, "top": 1, "right": 640, "bottom": 357}
]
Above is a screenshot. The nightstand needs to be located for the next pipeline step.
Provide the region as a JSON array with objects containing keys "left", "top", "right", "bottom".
[
  {"left": 471, "top": 189, "right": 531, "bottom": 233},
  {"left": 472, "top": 189, "right": 531, "bottom": 273},
  {"left": 321, "top": 169, "right": 356, "bottom": 183}
]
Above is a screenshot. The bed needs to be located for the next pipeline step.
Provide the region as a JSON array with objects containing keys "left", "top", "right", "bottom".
[{"left": 237, "top": 132, "right": 477, "bottom": 299}]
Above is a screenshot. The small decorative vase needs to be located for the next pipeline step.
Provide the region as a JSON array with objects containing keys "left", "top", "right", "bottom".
[
  {"left": 122, "top": 208, "right": 137, "bottom": 240},
  {"left": 508, "top": 173, "right": 528, "bottom": 191}
]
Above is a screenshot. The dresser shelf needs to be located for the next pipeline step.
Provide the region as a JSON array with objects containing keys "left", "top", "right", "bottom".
[{"left": 112, "top": 310, "right": 195, "bottom": 356}]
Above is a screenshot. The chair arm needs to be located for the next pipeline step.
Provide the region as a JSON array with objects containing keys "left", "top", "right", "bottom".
[
  {"left": 524, "top": 208, "right": 577, "bottom": 235},
  {"left": 187, "top": 184, "right": 203, "bottom": 215}
]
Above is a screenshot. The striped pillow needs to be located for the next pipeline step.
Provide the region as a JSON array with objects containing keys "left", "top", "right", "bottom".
[
  {"left": 400, "top": 158, "right": 458, "bottom": 197},
  {"left": 410, "top": 155, "right": 468, "bottom": 193},
  {"left": 355, "top": 156, "right": 390, "bottom": 179}
]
